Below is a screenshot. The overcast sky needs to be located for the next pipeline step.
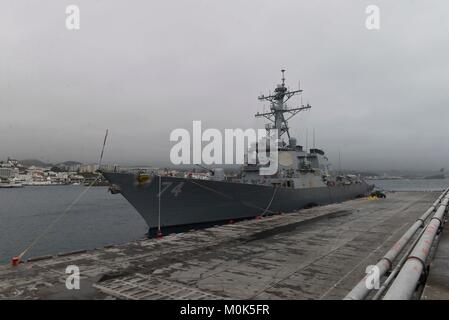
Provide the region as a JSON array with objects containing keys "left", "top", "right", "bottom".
[{"left": 1, "top": 0, "right": 448, "bottom": 171}]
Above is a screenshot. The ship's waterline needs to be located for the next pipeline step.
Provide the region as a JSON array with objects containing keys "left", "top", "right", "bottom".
[{"left": 102, "top": 172, "right": 372, "bottom": 231}]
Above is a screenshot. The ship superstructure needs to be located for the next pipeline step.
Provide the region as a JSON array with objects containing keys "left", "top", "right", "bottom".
[
  {"left": 102, "top": 70, "right": 373, "bottom": 234},
  {"left": 237, "top": 70, "right": 338, "bottom": 189}
]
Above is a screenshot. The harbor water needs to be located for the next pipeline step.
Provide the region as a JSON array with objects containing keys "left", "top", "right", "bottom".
[
  {"left": 1, "top": 178, "right": 448, "bottom": 264},
  {"left": 369, "top": 178, "right": 449, "bottom": 192},
  {"left": 0, "top": 186, "right": 146, "bottom": 264}
]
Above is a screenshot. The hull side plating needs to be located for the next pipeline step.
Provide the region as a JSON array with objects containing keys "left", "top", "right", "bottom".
[{"left": 103, "top": 172, "right": 373, "bottom": 229}]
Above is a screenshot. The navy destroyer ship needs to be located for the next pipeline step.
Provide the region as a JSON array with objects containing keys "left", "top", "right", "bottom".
[{"left": 102, "top": 70, "right": 373, "bottom": 234}]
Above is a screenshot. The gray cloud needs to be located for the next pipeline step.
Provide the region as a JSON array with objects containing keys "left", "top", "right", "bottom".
[{"left": 1, "top": 0, "right": 448, "bottom": 171}]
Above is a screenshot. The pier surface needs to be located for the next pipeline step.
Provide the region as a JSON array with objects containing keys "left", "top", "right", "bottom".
[
  {"left": 422, "top": 220, "right": 449, "bottom": 299},
  {"left": 0, "top": 191, "right": 444, "bottom": 300}
]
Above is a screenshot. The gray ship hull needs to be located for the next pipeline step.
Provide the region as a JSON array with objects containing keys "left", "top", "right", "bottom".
[{"left": 102, "top": 172, "right": 373, "bottom": 230}]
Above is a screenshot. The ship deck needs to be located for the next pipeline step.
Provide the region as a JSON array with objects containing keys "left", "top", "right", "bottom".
[{"left": 0, "top": 191, "right": 446, "bottom": 300}]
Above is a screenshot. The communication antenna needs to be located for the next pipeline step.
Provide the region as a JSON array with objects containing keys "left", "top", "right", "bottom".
[
  {"left": 306, "top": 129, "right": 308, "bottom": 153},
  {"left": 255, "top": 69, "right": 311, "bottom": 145},
  {"left": 98, "top": 129, "right": 109, "bottom": 168},
  {"left": 338, "top": 148, "right": 342, "bottom": 175},
  {"left": 313, "top": 128, "right": 316, "bottom": 149}
]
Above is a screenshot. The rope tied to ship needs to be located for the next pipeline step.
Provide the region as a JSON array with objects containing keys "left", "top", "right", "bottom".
[
  {"left": 260, "top": 184, "right": 279, "bottom": 217},
  {"left": 156, "top": 175, "right": 163, "bottom": 238},
  {"left": 12, "top": 129, "right": 109, "bottom": 266},
  {"left": 187, "top": 179, "right": 279, "bottom": 217},
  {"left": 12, "top": 174, "right": 102, "bottom": 266}
]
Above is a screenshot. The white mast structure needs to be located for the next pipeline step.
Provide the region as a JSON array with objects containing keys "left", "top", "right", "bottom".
[{"left": 255, "top": 69, "right": 311, "bottom": 147}]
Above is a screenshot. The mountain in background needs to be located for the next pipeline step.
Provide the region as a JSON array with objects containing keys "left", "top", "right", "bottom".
[
  {"left": 18, "top": 159, "right": 83, "bottom": 168},
  {"left": 19, "top": 159, "right": 53, "bottom": 167},
  {"left": 57, "top": 161, "right": 82, "bottom": 166}
]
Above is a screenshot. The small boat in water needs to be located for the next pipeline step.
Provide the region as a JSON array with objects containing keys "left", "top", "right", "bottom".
[{"left": 0, "top": 180, "right": 24, "bottom": 188}]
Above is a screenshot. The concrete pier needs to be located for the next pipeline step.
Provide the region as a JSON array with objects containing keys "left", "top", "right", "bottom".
[{"left": 0, "top": 191, "right": 445, "bottom": 300}]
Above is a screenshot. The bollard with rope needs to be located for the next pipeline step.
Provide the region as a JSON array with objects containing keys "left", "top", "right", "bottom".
[{"left": 11, "top": 256, "right": 20, "bottom": 266}]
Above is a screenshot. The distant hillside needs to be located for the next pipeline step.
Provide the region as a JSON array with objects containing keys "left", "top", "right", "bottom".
[
  {"left": 58, "top": 161, "right": 82, "bottom": 166},
  {"left": 19, "top": 159, "right": 83, "bottom": 168},
  {"left": 20, "top": 159, "right": 53, "bottom": 167}
]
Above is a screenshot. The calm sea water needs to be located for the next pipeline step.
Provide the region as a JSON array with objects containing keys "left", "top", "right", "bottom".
[
  {"left": 0, "top": 186, "right": 147, "bottom": 264},
  {"left": 1, "top": 179, "right": 448, "bottom": 264},
  {"left": 368, "top": 178, "right": 449, "bottom": 192}
]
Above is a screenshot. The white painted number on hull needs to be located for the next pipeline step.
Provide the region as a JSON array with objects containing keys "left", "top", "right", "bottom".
[
  {"left": 157, "top": 182, "right": 184, "bottom": 197},
  {"left": 157, "top": 182, "right": 172, "bottom": 197},
  {"left": 171, "top": 182, "right": 184, "bottom": 197}
]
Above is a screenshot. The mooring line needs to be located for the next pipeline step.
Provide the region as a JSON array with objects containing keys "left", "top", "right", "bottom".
[
  {"left": 14, "top": 174, "right": 102, "bottom": 263},
  {"left": 188, "top": 180, "right": 234, "bottom": 200},
  {"left": 11, "top": 129, "right": 112, "bottom": 264},
  {"left": 188, "top": 179, "right": 278, "bottom": 215},
  {"left": 158, "top": 175, "right": 161, "bottom": 233},
  {"left": 261, "top": 185, "right": 279, "bottom": 217}
]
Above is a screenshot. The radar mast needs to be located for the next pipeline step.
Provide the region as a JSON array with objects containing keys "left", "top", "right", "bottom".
[{"left": 255, "top": 69, "right": 311, "bottom": 147}]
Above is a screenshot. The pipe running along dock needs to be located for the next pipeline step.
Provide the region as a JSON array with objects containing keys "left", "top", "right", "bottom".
[
  {"left": 0, "top": 190, "right": 448, "bottom": 300},
  {"left": 345, "top": 188, "right": 449, "bottom": 300}
]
